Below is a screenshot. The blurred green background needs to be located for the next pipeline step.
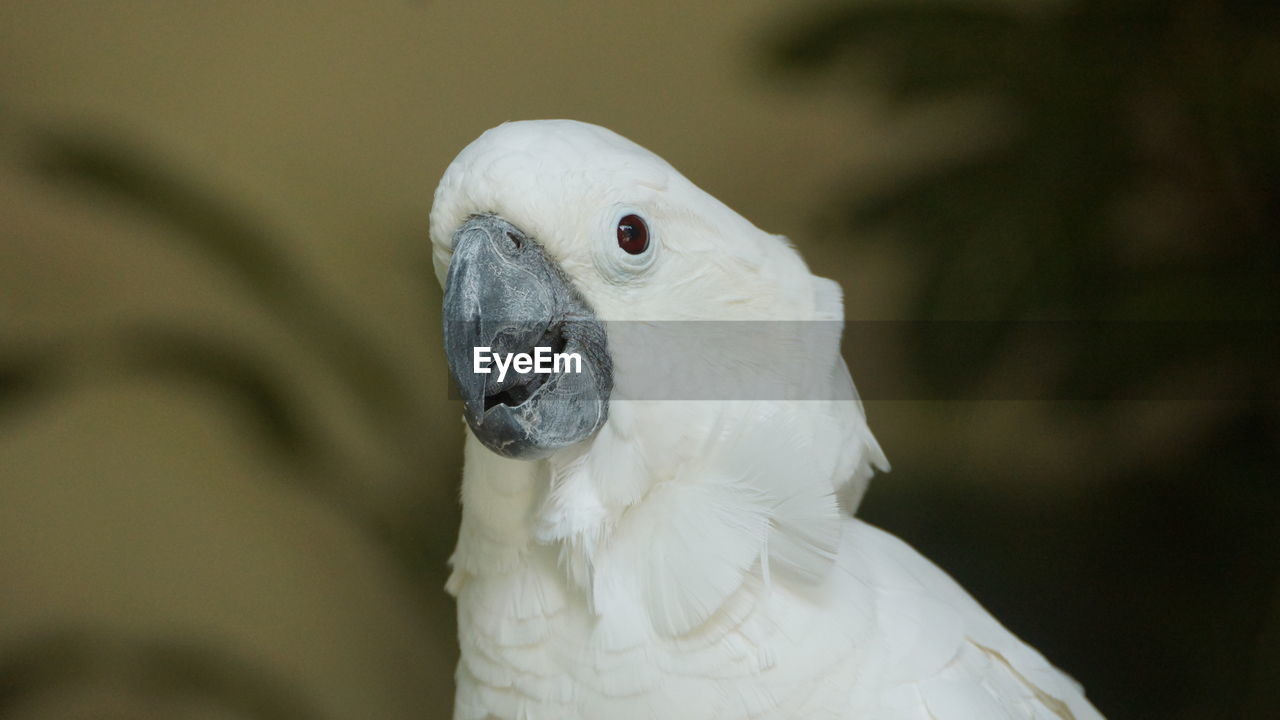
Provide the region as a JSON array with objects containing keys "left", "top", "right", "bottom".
[{"left": 1, "top": 1, "right": 1275, "bottom": 718}]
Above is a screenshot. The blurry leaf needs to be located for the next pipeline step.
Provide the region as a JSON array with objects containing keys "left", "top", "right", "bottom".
[
  {"left": 774, "top": 0, "right": 1280, "bottom": 394},
  {"left": 35, "top": 137, "right": 295, "bottom": 309},
  {"left": 0, "top": 352, "right": 58, "bottom": 426},
  {"left": 4, "top": 327, "right": 308, "bottom": 460},
  {"left": 31, "top": 133, "right": 416, "bottom": 430},
  {"left": 773, "top": 4, "right": 1020, "bottom": 69},
  {"left": 118, "top": 325, "right": 310, "bottom": 458},
  {"left": 0, "top": 629, "right": 322, "bottom": 719},
  {"left": 12, "top": 131, "right": 456, "bottom": 594},
  {"left": 113, "top": 324, "right": 439, "bottom": 582}
]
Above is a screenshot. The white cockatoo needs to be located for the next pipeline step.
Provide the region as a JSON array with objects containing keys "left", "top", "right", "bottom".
[{"left": 430, "top": 120, "right": 1104, "bottom": 720}]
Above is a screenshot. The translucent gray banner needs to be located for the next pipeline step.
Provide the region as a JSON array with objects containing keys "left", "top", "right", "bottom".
[{"left": 444, "top": 321, "right": 1277, "bottom": 401}]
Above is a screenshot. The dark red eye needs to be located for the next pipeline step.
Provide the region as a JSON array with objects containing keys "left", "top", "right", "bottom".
[{"left": 616, "top": 214, "right": 649, "bottom": 255}]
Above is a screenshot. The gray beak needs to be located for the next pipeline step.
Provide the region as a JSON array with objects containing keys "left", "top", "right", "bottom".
[{"left": 443, "top": 215, "right": 612, "bottom": 459}]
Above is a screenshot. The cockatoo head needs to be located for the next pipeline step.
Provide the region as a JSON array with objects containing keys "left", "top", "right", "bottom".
[{"left": 431, "top": 120, "right": 833, "bottom": 460}]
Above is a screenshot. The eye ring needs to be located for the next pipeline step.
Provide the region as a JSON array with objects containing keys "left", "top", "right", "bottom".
[{"left": 616, "top": 214, "right": 650, "bottom": 255}]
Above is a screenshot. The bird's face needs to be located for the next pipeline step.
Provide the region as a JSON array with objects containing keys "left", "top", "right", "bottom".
[{"left": 431, "top": 120, "right": 816, "bottom": 459}]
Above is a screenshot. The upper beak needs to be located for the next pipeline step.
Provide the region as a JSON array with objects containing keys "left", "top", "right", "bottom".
[{"left": 442, "top": 215, "right": 611, "bottom": 459}]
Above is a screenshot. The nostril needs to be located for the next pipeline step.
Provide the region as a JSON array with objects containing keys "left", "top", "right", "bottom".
[{"left": 506, "top": 231, "right": 523, "bottom": 249}]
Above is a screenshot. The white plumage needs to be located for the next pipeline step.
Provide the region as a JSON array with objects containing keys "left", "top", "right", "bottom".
[{"left": 430, "top": 120, "right": 1104, "bottom": 719}]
